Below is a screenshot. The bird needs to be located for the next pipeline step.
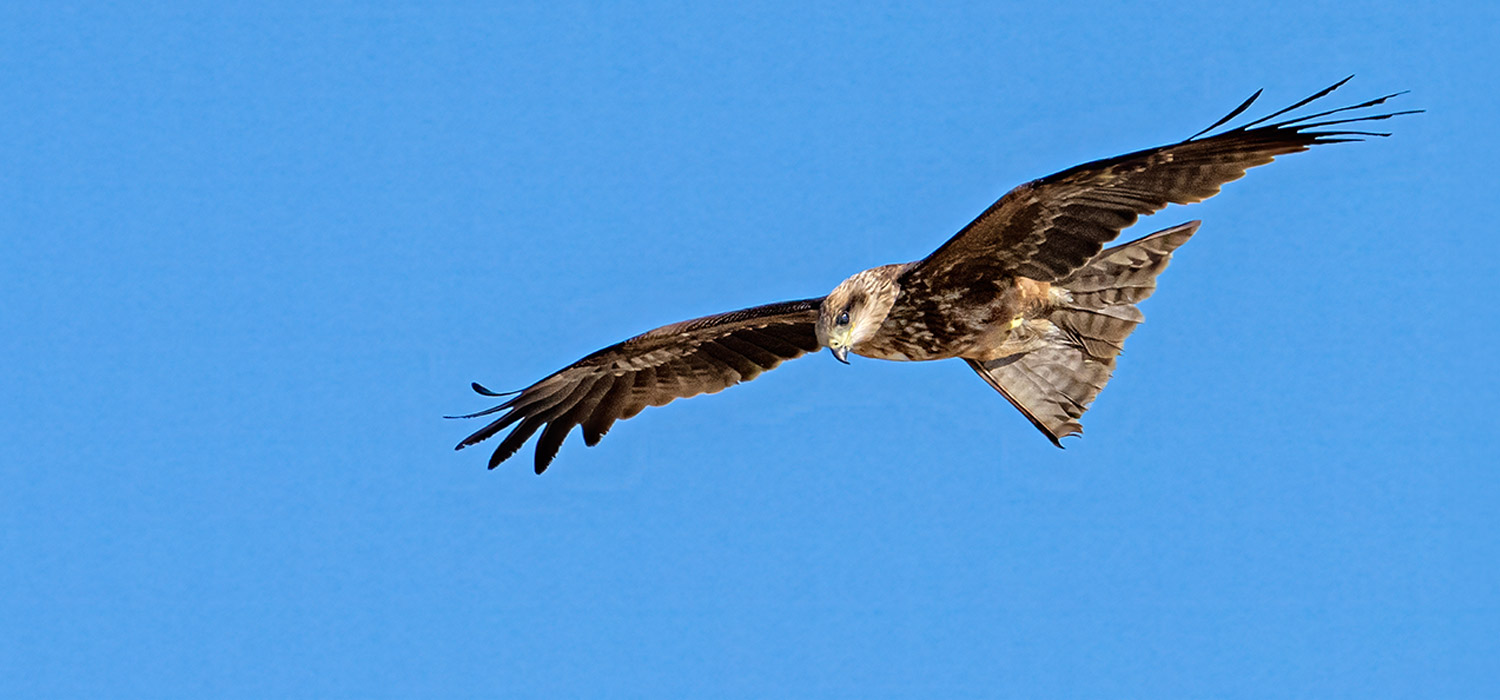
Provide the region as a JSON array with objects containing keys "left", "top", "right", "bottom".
[{"left": 451, "top": 77, "right": 1417, "bottom": 474}]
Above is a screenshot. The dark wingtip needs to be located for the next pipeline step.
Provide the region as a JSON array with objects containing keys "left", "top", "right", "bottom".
[
  {"left": 444, "top": 403, "right": 511, "bottom": 420},
  {"left": 473, "top": 382, "right": 522, "bottom": 397},
  {"left": 1208, "top": 75, "right": 1413, "bottom": 138},
  {"left": 1189, "top": 88, "right": 1264, "bottom": 140},
  {"left": 534, "top": 460, "right": 549, "bottom": 475}
]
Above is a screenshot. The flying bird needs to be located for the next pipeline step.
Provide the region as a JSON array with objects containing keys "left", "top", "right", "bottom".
[{"left": 452, "top": 77, "right": 1416, "bottom": 474}]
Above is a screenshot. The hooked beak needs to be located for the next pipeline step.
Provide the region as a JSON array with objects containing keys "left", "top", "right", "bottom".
[{"left": 830, "top": 346, "right": 850, "bottom": 364}]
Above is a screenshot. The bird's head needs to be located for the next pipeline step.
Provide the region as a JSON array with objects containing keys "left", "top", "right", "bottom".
[{"left": 816, "top": 266, "right": 902, "bottom": 364}]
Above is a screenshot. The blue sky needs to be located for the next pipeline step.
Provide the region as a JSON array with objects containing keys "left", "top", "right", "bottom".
[{"left": 4, "top": 1, "right": 1497, "bottom": 697}]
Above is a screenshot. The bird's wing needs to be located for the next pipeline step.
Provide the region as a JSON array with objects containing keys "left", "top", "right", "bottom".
[
  {"left": 451, "top": 298, "right": 824, "bottom": 473},
  {"left": 902, "top": 77, "right": 1417, "bottom": 289}
]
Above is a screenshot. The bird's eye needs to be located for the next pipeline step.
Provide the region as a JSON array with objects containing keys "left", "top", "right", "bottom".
[{"left": 837, "top": 311, "right": 850, "bottom": 326}]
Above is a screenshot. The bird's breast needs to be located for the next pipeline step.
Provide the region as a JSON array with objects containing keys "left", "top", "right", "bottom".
[{"left": 853, "top": 275, "right": 1062, "bottom": 363}]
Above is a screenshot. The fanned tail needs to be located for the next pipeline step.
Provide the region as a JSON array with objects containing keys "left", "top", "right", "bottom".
[{"left": 968, "top": 220, "right": 1200, "bottom": 446}]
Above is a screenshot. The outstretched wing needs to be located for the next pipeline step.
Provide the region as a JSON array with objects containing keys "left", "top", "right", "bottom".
[
  {"left": 903, "top": 77, "right": 1418, "bottom": 290},
  {"left": 451, "top": 298, "right": 824, "bottom": 474}
]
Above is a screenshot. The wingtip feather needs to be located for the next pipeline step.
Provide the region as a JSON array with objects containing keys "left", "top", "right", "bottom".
[{"left": 473, "top": 382, "right": 522, "bottom": 397}]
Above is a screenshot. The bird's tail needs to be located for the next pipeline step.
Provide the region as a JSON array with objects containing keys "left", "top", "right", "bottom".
[{"left": 966, "top": 220, "right": 1200, "bottom": 446}]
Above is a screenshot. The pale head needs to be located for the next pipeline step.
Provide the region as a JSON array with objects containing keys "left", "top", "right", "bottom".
[{"left": 815, "top": 265, "right": 903, "bottom": 363}]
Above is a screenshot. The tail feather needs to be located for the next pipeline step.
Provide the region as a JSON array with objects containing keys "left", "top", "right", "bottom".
[{"left": 969, "top": 220, "right": 1200, "bottom": 446}]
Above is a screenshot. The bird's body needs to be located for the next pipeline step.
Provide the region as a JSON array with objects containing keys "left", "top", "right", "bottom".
[
  {"left": 842, "top": 266, "right": 1060, "bottom": 363},
  {"left": 453, "top": 78, "right": 1417, "bottom": 473}
]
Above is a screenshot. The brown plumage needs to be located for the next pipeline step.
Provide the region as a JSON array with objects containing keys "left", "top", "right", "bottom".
[
  {"left": 451, "top": 300, "right": 824, "bottom": 473},
  {"left": 453, "top": 78, "right": 1417, "bottom": 473},
  {"left": 966, "top": 221, "right": 1199, "bottom": 445}
]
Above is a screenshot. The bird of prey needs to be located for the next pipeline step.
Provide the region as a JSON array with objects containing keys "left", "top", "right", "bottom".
[{"left": 452, "top": 77, "right": 1416, "bottom": 474}]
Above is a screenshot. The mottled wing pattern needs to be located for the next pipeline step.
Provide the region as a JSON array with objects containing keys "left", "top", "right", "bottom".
[
  {"left": 967, "top": 222, "right": 1199, "bottom": 445},
  {"left": 452, "top": 298, "right": 824, "bottom": 473},
  {"left": 903, "top": 77, "right": 1416, "bottom": 291}
]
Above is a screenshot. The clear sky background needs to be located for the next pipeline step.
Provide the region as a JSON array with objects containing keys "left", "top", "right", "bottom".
[{"left": 4, "top": 2, "right": 1497, "bottom": 698}]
